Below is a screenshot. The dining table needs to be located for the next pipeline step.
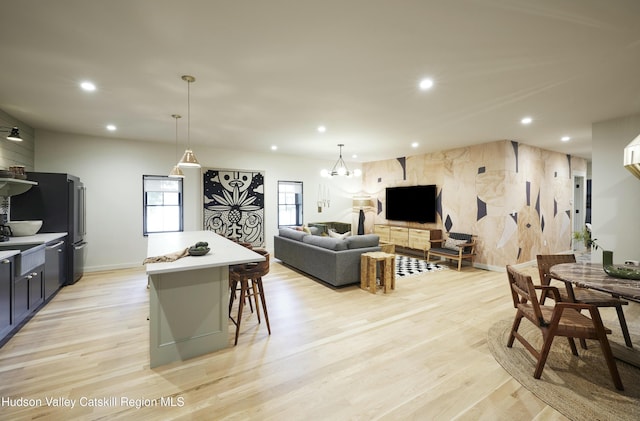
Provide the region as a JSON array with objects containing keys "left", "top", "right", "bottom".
[
  {"left": 550, "top": 262, "right": 640, "bottom": 367},
  {"left": 550, "top": 262, "right": 640, "bottom": 304}
]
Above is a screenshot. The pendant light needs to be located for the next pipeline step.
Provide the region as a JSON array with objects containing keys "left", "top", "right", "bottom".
[
  {"left": 169, "top": 114, "right": 185, "bottom": 178},
  {"left": 178, "top": 75, "right": 201, "bottom": 167}
]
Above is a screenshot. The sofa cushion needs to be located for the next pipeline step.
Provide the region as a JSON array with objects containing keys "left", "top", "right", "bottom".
[
  {"left": 302, "top": 234, "right": 348, "bottom": 251},
  {"left": 279, "top": 228, "right": 309, "bottom": 242},
  {"left": 345, "top": 234, "right": 380, "bottom": 249}
]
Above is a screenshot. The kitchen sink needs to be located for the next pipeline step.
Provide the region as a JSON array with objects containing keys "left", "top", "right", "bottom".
[{"left": 0, "top": 244, "right": 45, "bottom": 276}]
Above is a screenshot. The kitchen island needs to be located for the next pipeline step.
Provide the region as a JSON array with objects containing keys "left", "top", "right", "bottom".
[{"left": 145, "top": 230, "right": 264, "bottom": 368}]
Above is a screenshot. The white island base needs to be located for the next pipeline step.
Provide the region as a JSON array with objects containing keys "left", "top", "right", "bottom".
[{"left": 146, "top": 231, "right": 264, "bottom": 368}]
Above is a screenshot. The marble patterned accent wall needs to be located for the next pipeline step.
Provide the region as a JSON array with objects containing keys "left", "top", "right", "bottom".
[{"left": 362, "top": 140, "right": 587, "bottom": 269}]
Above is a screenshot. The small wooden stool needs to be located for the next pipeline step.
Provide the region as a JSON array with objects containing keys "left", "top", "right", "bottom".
[{"left": 360, "top": 252, "right": 396, "bottom": 294}]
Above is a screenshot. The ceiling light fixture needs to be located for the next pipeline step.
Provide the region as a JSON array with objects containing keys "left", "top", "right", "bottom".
[
  {"left": 321, "top": 144, "right": 361, "bottom": 177},
  {"left": 80, "top": 81, "right": 96, "bottom": 91},
  {"left": 106, "top": 124, "right": 117, "bottom": 131},
  {"left": 178, "top": 75, "right": 201, "bottom": 168},
  {"left": 561, "top": 136, "right": 571, "bottom": 142},
  {"left": 521, "top": 117, "right": 533, "bottom": 125},
  {"left": 317, "top": 125, "right": 326, "bottom": 133},
  {"left": 419, "top": 78, "right": 434, "bottom": 90},
  {"left": 1, "top": 126, "right": 23, "bottom": 142},
  {"left": 169, "top": 114, "right": 185, "bottom": 178}
]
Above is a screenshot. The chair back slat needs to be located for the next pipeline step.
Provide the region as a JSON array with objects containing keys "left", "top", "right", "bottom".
[
  {"left": 506, "top": 265, "right": 546, "bottom": 326},
  {"left": 536, "top": 254, "right": 575, "bottom": 286}
]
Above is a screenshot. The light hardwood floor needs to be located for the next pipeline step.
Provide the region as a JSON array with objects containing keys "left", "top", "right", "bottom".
[{"left": 1, "top": 258, "right": 637, "bottom": 420}]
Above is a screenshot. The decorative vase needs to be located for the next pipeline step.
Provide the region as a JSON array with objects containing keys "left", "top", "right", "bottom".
[{"left": 602, "top": 250, "right": 613, "bottom": 268}]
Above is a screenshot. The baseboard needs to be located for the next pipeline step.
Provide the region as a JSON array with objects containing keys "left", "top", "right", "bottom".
[{"left": 85, "top": 262, "right": 142, "bottom": 272}]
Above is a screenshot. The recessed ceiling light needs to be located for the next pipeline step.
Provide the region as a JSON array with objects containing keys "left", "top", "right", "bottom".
[
  {"left": 561, "top": 136, "right": 571, "bottom": 142},
  {"left": 411, "top": 142, "right": 419, "bottom": 148},
  {"left": 106, "top": 124, "right": 116, "bottom": 131},
  {"left": 521, "top": 117, "right": 533, "bottom": 125},
  {"left": 352, "top": 154, "right": 358, "bottom": 159},
  {"left": 80, "top": 81, "right": 96, "bottom": 91},
  {"left": 271, "top": 145, "right": 278, "bottom": 151},
  {"left": 317, "top": 125, "right": 326, "bottom": 133},
  {"left": 419, "top": 78, "right": 434, "bottom": 91}
]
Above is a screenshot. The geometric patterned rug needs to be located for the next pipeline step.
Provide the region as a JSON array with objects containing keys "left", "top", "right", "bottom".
[{"left": 395, "top": 255, "right": 447, "bottom": 278}]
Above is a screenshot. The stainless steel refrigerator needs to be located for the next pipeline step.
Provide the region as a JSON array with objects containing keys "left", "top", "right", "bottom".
[{"left": 10, "top": 172, "right": 87, "bottom": 285}]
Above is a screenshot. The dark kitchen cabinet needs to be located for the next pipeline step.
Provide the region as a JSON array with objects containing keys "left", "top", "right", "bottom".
[
  {"left": 28, "top": 267, "right": 44, "bottom": 309},
  {"left": 13, "top": 273, "right": 29, "bottom": 323},
  {"left": 14, "top": 264, "right": 44, "bottom": 326},
  {"left": 0, "top": 257, "right": 13, "bottom": 340},
  {"left": 45, "top": 238, "right": 66, "bottom": 301}
]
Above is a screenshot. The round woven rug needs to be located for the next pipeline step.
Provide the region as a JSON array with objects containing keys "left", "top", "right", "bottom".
[{"left": 488, "top": 319, "right": 640, "bottom": 421}]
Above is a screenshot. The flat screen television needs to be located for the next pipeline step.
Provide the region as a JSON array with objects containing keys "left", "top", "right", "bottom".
[{"left": 385, "top": 185, "right": 437, "bottom": 223}]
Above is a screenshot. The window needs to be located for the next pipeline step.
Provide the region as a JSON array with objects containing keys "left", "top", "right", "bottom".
[
  {"left": 143, "top": 175, "right": 183, "bottom": 235},
  {"left": 278, "top": 181, "right": 303, "bottom": 226}
]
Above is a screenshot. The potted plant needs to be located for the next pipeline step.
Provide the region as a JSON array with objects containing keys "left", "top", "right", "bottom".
[{"left": 572, "top": 227, "right": 594, "bottom": 249}]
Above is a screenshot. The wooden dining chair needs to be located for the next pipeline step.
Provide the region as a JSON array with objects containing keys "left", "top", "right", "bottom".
[
  {"left": 536, "top": 254, "right": 632, "bottom": 348},
  {"left": 506, "top": 265, "right": 623, "bottom": 390}
]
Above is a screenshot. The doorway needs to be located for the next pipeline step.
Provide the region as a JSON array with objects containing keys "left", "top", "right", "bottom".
[{"left": 572, "top": 172, "right": 586, "bottom": 250}]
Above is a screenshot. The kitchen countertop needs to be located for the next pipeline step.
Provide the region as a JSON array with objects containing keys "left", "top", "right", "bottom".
[
  {"left": 0, "top": 250, "right": 20, "bottom": 260},
  {"left": 146, "top": 230, "right": 264, "bottom": 275},
  {"left": 0, "top": 232, "right": 67, "bottom": 247},
  {"left": 0, "top": 233, "right": 67, "bottom": 261}
]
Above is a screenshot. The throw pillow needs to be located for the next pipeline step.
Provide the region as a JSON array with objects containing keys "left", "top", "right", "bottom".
[
  {"left": 302, "top": 224, "right": 312, "bottom": 234},
  {"left": 444, "top": 237, "right": 466, "bottom": 250},
  {"left": 328, "top": 229, "right": 351, "bottom": 240}
]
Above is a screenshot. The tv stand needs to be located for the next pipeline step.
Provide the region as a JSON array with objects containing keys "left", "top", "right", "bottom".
[{"left": 374, "top": 225, "right": 442, "bottom": 252}]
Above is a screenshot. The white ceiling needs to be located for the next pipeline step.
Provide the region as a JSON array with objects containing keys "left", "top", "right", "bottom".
[{"left": 2, "top": 0, "right": 640, "bottom": 163}]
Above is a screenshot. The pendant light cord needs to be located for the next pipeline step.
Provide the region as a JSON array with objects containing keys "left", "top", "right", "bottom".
[
  {"left": 187, "top": 79, "right": 191, "bottom": 149},
  {"left": 175, "top": 115, "right": 179, "bottom": 159}
]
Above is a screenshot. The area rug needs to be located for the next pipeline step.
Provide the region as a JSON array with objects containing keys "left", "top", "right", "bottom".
[
  {"left": 488, "top": 319, "right": 640, "bottom": 421},
  {"left": 394, "top": 255, "right": 446, "bottom": 278}
]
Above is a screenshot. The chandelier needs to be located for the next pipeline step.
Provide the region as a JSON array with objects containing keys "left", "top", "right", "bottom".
[{"left": 321, "top": 144, "right": 361, "bottom": 177}]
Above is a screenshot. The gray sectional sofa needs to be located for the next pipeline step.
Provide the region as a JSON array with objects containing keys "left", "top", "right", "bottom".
[{"left": 273, "top": 228, "right": 381, "bottom": 287}]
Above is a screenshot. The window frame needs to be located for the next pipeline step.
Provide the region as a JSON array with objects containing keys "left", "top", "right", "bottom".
[
  {"left": 142, "top": 175, "right": 184, "bottom": 236},
  {"left": 277, "top": 180, "right": 303, "bottom": 227}
]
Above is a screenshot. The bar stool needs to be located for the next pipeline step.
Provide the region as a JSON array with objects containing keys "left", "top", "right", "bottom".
[
  {"left": 229, "top": 240, "right": 255, "bottom": 313},
  {"left": 229, "top": 248, "right": 271, "bottom": 345}
]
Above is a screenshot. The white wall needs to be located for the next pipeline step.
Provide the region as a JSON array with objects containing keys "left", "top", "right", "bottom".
[
  {"left": 592, "top": 114, "right": 640, "bottom": 263},
  {"left": 33, "top": 130, "right": 363, "bottom": 272}
]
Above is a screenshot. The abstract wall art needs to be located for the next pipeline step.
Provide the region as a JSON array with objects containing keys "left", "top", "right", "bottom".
[{"left": 203, "top": 168, "right": 265, "bottom": 247}]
